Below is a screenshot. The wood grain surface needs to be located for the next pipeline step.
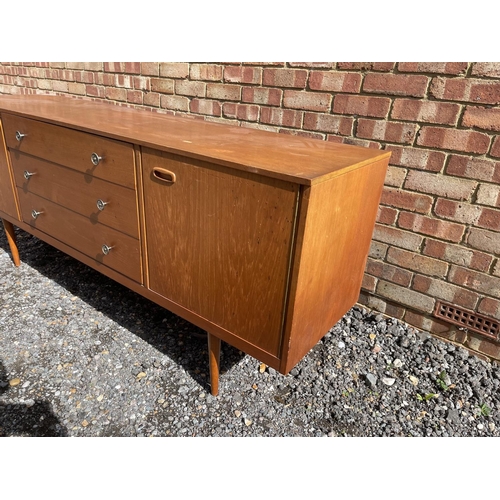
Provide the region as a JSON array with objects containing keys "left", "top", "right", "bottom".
[{"left": 0, "top": 119, "right": 19, "bottom": 219}]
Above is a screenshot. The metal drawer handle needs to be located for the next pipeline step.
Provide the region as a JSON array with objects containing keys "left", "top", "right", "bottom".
[
  {"left": 24, "top": 170, "right": 35, "bottom": 180},
  {"left": 101, "top": 244, "right": 113, "bottom": 255},
  {"left": 96, "top": 199, "right": 108, "bottom": 211},
  {"left": 91, "top": 153, "right": 103, "bottom": 166},
  {"left": 153, "top": 167, "right": 176, "bottom": 184},
  {"left": 16, "top": 131, "right": 27, "bottom": 141},
  {"left": 31, "top": 209, "right": 43, "bottom": 220}
]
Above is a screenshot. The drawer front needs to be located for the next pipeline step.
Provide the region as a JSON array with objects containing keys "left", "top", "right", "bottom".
[
  {"left": 18, "top": 190, "right": 141, "bottom": 283},
  {"left": 3, "top": 113, "right": 135, "bottom": 189},
  {"left": 12, "top": 152, "right": 139, "bottom": 239}
]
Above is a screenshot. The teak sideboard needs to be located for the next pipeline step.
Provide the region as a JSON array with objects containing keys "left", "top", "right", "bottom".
[{"left": 0, "top": 95, "right": 390, "bottom": 395}]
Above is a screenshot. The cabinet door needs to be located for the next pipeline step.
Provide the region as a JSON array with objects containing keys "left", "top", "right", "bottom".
[
  {"left": 142, "top": 148, "right": 299, "bottom": 357},
  {"left": 0, "top": 119, "right": 18, "bottom": 219}
]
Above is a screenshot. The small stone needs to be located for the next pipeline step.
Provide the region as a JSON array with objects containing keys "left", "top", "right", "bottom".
[
  {"left": 489, "top": 422, "right": 495, "bottom": 431},
  {"left": 259, "top": 363, "right": 266, "bottom": 373},
  {"left": 366, "top": 373, "right": 377, "bottom": 390},
  {"left": 338, "top": 341, "right": 345, "bottom": 349},
  {"left": 372, "top": 345, "right": 381, "bottom": 354},
  {"left": 446, "top": 409, "right": 460, "bottom": 425},
  {"left": 382, "top": 377, "right": 395, "bottom": 386},
  {"left": 97, "top": 395, "right": 104, "bottom": 402},
  {"left": 477, "top": 423, "right": 484, "bottom": 430},
  {"left": 234, "top": 410, "right": 241, "bottom": 418},
  {"left": 252, "top": 383, "right": 258, "bottom": 390},
  {"left": 393, "top": 359, "right": 403, "bottom": 368},
  {"left": 369, "top": 333, "right": 376, "bottom": 341},
  {"left": 9, "top": 378, "right": 20, "bottom": 387},
  {"left": 136, "top": 372, "right": 146, "bottom": 380},
  {"left": 82, "top": 420, "right": 89, "bottom": 427},
  {"left": 22, "top": 381, "right": 30, "bottom": 388},
  {"left": 244, "top": 418, "right": 252, "bottom": 426},
  {"left": 409, "top": 376, "right": 419, "bottom": 386}
]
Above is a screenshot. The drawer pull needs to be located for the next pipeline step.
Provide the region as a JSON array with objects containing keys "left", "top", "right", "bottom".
[
  {"left": 101, "top": 244, "right": 113, "bottom": 255},
  {"left": 16, "top": 131, "right": 27, "bottom": 141},
  {"left": 153, "top": 167, "right": 176, "bottom": 184},
  {"left": 31, "top": 210, "right": 43, "bottom": 220},
  {"left": 96, "top": 199, "right": 108, "bottom": 211},
  {"left": 23, "top": 170, "right": 36, "bottom": 180},
  {"left": 91, "top": 153, "right": 103, "bottom": 166}
]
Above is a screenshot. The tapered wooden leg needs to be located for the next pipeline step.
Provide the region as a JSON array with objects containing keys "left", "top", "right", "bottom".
[
  {"left": 2, "top": 219, "right": 20, "bottom": 267},
  {"left": 207, "top": 333, "right": 221, "bottom": 396}
]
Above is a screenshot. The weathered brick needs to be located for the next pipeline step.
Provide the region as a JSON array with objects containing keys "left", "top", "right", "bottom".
[
  {"left": 397, "top": 62, "right": 468, "bottom": 75},
  {"left": 417, "top": 126, "right": 490, "bottom": 154},
  {"left": 74, "top": 71, "right": 94, "bottom": 84},
  {"left": 361, "top": 273, "right": 377, "bottom": 292},
  {"left": 342, "top": 137, "right": 382, "bottom": 149},
  {"left": 241, "top": 87, "right": 282, "bottom": 106},
  {"left": 333, "top": 94, "right": 391, "bottom": 118},
  {"left": 404, "top": 310, "right": 466, "bottom": 340},
  {"left": 449, "top": 265, "right": 500, "bottom": 298},
  {"left": 384, "top": 166, "right": 407, "bottom": 188},
  {"left": 104, "top": 62, "right": 140, "bottom": 74},
  {"left": 467, "top": 227, "right": 500, "bottom": 255},
  {"left": 338, "top": 62, "right": 395, "bottom": 71},
  {"left": 126, "top": 90, "right": 143, "bottom": 104},
  {"left": 369, "top": 240, "right": 388, "bottom": 260},
  {"left": 67, "top": 82, "right": 86, "bottom": 95},
  {"left": 386, "top": 247, "right": 448, "bottom": 277},
  {"left": 133, "top": 76, "right": 150, "bottom": 91},
  {"left": 398, "top": 212, "right": 465, "bottom": 242},
  {"left": 391, "top": 99, "right": 460, "bottom": 125},
  {"left": 423, "top": 238, "right": 493, "bottom": 272},
  {"left": 377, "top": 280, "right": 435, "bottom": 313},
  {"left": 357, "top": 119, "right": 418, "bottom": 144},
  {"left": 114, "top": 74, "right": 134, "bottom": 89},
  {"left": 471, "top": 63, "right": 500, "bottom": 78},
  {"left": 363, "top": 73, "right": 429, "bottom": 97},
  {"left": 105, "top": 87, "right": 127, "bottom": 101},
  {"left": 262, "top": 68, "right": 307, "bottom": 88},
  {"left": 493, "top": 136, "right": 500, "bottom": 158},
  {"left": 224, "top": 66, "right": 261, "bottom": 84},
  {"left": 144, "top": 92, "right": 160, "bottom": 107},
  {"left": 405, "top": 170, "right": 476, "bottom": 200},
  {"left": 412, "top": 275, "right": 479, "bottom": 309},
  {"left": 372, "top": 224, "right": 423, "bottom": 251},
  {"left": 376, "top": 206, "right": 398, "bottom": 225},
  {"left": 430, "top": 77, "right": 500, "bottom": 104},
  {"left": 477, "top": 207, "right": 500, "bottom": 232},
  {"left": 37, "top": 79, "right": 53, "bottom": 91},
  {"left": 260, "top": 107, "right": 303, "bottom": 128},
  {"left": 478, "top": 297, "right": 500, "bottom": 320},
  {"left": 85, "top": 85, "right": 105, "bottom": 98},
  {"left": 303, "top": 113, "right": 353, "bottom": 135},
  {"left": 189, "top": 99, "right": 221, "bottom": 116},
  {"left": 477, "top": 184, "right": 500, "bottom": 207},
  {"left": 141, "top": 63, "right": 159, "bottom": 76},
  {"left": 288, "top": 63, "right": 336, "bottom": 68},
  {"left": 150, "top": 78, "right": 174, "bottom": 94},
  {"left": 366, "top": 258, "right": 413, "bottom": 286},
  {"left": 434, "top": 199, "right": 483, "bottom": 225},
  {"left": 83, "top": 63, "right": 102, "bottom": 71},
  {"left": 380, "top": 186, "right": 433, "bottom": 214},
  {"left": 160, "top": 63, "right": 189, "bottom": 79},
  {"left": 466, "top": 334, "right": 500, "bottom": 361},
  {"left": 283, "top": 90, "right": 331, "bottom": 112},
  {"left": 494, "top": 261, "right": 500, "bottom": 278},
  {"left": 206, "top": 83, "right": 241, "bottom": 101},
  {"left": 175, "top": 80, "right": 205, "bottom": 97},
  {"left": 222, "top": 103, "right": 259, "bottom": 121},
  {"left": 386, "top": 146, "right": 445, "bottom": 172},
  {"left": 447, "top": 155, "right": 500, "bottom": 182},
  {"left": 308, "top": 71, "right": 362, "bottom": 93},
  {"left": 462, "top": 106, "right": 500, "bottom": 132},
  {"left": 190, "top": 64, "right": 223, "bottom": 81}
]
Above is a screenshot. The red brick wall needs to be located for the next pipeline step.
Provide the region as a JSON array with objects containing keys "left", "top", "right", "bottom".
[{"left": 1, "top": 62, "right": 499, "bottom": 359}]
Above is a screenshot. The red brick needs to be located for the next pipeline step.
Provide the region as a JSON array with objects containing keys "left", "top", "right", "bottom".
[
  {"left": 423, "top": 239, "right": 493, "bottom": 273},
  {"left": 104, "top": 62, "right": 140, "bottom": 74},
  {"left": 308, "top": 71, "right": 362, "bottom": 93},
  {"left": 447, "top": 155, "right": 500, "bottom": 182},
  {"left": 222, "top": 103, "right": 259, "bottom": 121},
  {"left": 361, "top": 273, "right": 377, "bottom": 293},
  {"left": 366, "top": 258, "right": 413, "bottom": 286},
  {"left": 263, "top": 68, "right": 308, "bottom": 88},
  {"left": 363, "top": 73, "right": 429, "bottom": 97},
  {"left": 288, "top": 63, "right": 336, "bottom": 68},
  {"left": 493, "top": 136, "right": 500, "bottom": 158},
  {"left": 386, "top": 146, "right": 446, "bottom": 172},
  {"left": 412, "top": 274, "right": 479, "bottom": 309},
  {"left": 471, "top": 63, "right": 500, "bottom": 78},
  {"left": 133, "top": 76, "right": 150, "bottom": 91},
  {"left": 175, "top": 80, "right": 205, "bottom": 97},
  {"left": 224, "top": 66, "right": 262, "bottom": 84},
  {"left": 126, "top": 90, "right": 143, "bottom": 104},
  {"left": 160, "top": 63, "right": 189, "bottom": 79},
  {"left": 478, "top": 297, "right": 500, "bottom": 320},
  {"left": 283, "top": 90, "right": 331, "bottom": 112},
  {"left": 462, "top": 106, "right": 500, "bottom": 131},
  {"left": 74, "top": 71, "right": 94, "bottom": 84},
  {"left": 377, "top": 280, "right": 435, "bottom": 313},
  {"left": 404, "top": 310, "right": 466, "bottom": 340},
  {"left": 380, "top": 186, "right": 433, "bottom": 214},
  {"left": 114, "top": 74, "right": 134, "bottom": 88},
  {"left": 190, "top": 64, "right": 223, "bottom": 81},
  {"left": 144, "top": 92, "right": 160, "bottom": 107},
  {"left": 404, "top": 170, "right": 476, "bottom": 200},
  {"left": 140, "top": 63, "right": 159, "bottom": 76},
  {"left": 206, "top": 83, "right": 241, "bottom": 101},
  {"left": 372, "top": 224, "right": 423, "bottom": 251},
  {"left": 477, "top": 207, "right": 500, "bottom": 232},
  {"left": 386, "top": 247, "right": 448, "bottom": 277},
  {"left": 466, "top": 334, "right": 500, "bottom": 361},
  {"left": 150, "top": 78, "right": 174, "bottom": 94},
  {"left": 357, "top": 119, "right": 418, "bottom": 144},
  {"left": 434, "top": 199, "right": 483, "bottom": 226},
  {"left": 417, "top": 126, "right": 490, "bottom": 154},
  {"left": 160, "top": 94, "right": 189, "bottom": 111},
  {"left": 104, "top": 87, "right": 127, "bottom": 101},
  {"left": 397, "top": 62, "right": 468, "bottom": 75},
  {"left": 376, "top": 206, "right": 398, "bottom": 225},
  {"left": 241, "top": 87, "right": 282, "bottom": 106},
  {"left": 189, "top": 99, "right": 221, "bottom": 116},
  {"left": 333, "top": 94, "right": 391, "bottom": 118},
  {"left": 398, "top": 212, "right": 465, "bottom": 242},
  {"left": 449, "top": 265, "right": 500, "bottom": 297},
  {"left": 85, "top": 85, "right": 105, "bottom": 98},
  {"left": 467, "top": 227, "right": 500, "bottom": 255},
  {"left": 337, "top": 62, "right": 395, "bottom": 71},
  {"left": 391, "top": 99, "right": 460, "bottom": 125},
  {"left": 260, "top": 107, "right": 303, "bottom": 128},
  {"left": 303, "top": 113, "right": 353, "bottom": 135},
  {"left": 430, "top": 77, "right": 500, "bottom": 104}
]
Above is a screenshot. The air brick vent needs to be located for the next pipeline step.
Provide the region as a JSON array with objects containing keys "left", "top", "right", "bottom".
[{"left": 434, "top": 301, "right": 499, "bottom": 340}]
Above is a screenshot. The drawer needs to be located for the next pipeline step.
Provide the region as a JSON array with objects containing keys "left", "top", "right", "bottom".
[
  {"left": 12, "top": 152, "right": 139, "bottom": 239},
  {"left": 18, "top": 190, "right": 141, "bottom": 283},
  {"left": 2, "top": 113, "right": 135, "bottom": 189}
]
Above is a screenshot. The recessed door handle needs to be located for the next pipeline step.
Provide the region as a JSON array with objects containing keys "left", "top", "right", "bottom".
[{"left": 153, "top": 168, "right": 176, "bottom": 184}]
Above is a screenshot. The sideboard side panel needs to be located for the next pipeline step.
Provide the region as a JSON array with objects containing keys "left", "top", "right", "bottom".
[
  {"left": 280, "top": 157, "right": 390, "bottom": 373},
  {"left": 0, "top": 118, "right": 20, "bottom": 220}
]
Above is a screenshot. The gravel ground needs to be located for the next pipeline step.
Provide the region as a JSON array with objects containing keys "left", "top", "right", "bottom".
[{"left": 1, "top": 227, "right": 500, "bottom": 437}]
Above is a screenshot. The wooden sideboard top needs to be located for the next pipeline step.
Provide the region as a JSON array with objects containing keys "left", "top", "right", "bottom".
[{"left": 0, "top": 95, "right": 390, "bottom": 186}]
